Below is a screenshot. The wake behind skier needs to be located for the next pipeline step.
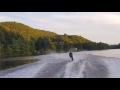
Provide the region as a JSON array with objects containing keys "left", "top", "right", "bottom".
[{"left": 69, "top": 51, "right": 73, "bottom": 61}]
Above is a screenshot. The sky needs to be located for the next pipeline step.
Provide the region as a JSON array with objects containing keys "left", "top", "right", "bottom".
[{"left": 0, "top": 12, "right": 120, "bottom": 45}]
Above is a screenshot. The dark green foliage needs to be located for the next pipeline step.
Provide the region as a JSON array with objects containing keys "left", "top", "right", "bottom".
[
  {"left": 110, "top": 43, "right": 120, "bottom": 49},
  {"left": 35, "top": 37, "right": 50, "bottom": 51},
  {"left": 0, "top": 21, "right": 111, "bottom": 58},
  {"left": 0, "top": 22, "right": 57, "bottom": 58},
  {"left": 83, "top": 42, "right": 109, "bottom": 50}
]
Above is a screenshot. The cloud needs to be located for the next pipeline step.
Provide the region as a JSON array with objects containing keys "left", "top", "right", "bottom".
[
  {"left": 15, "top": 12, "right": 74, "bottom": 31},
  {"left": 0, "top": 15, "right": 14, "bottom": 21},
  {"left": 53, "top": 12, "right": 120, "bottom": 25},
  {"left": 0, "top": 12, "right": 120, "bottom": 44}
]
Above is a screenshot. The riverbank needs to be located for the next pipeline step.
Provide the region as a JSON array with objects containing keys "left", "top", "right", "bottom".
[
  {"left": 0, "top": 50, "right": 64, "bottom": 59},
  {"left": 0, "top": 48, "right": 112, "bottom": 59}
]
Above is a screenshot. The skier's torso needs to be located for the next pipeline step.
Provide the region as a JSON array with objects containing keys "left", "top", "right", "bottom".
[{"left": 69, "top": 53, "right": 72, "bottom": 57}]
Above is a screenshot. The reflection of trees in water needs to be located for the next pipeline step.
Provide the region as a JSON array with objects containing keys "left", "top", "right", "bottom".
[{"left": 0, "top": 59, "right": 38, "bottom": 70}]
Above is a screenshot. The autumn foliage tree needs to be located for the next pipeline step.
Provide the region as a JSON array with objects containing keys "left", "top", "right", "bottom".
[{"left": 0, "top": 21, "right": 110, "bottom": 58}]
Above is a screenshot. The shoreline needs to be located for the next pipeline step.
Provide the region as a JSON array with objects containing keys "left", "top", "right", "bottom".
[{"left": 0, "top": 48, "right": 115, "bottom": 59}]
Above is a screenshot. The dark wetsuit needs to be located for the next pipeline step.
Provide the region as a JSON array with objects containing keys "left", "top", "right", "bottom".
[{"left": 69, "top": 52, "right": 73, "bottom": 61}]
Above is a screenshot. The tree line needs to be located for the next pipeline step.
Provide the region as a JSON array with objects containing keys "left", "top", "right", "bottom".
[
  {"left": 110, "top": 44, "right": 120, "bottom": 49},
  {"left": 0, "top": 22, "right": 111, "bottom": 58}
]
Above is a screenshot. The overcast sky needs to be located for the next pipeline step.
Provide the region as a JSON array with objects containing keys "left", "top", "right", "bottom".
[{"left": 0, "top": 12, "right": 120, "bottom": 45}]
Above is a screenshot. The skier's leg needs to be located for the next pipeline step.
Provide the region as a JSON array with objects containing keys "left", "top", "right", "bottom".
[
  {"left": 72, "top": 57, "right": 73, "bottom": 61},
  {"left": 70, "top": 56, "right": 72, "bottom": 61}
]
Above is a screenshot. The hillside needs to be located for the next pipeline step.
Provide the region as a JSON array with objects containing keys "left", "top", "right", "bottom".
[
  {"left": 0, "top": 21, "right": 110, "bottom": 58},
  {"left": 0, "top": 21, "right": 57, "bottom": 40}
]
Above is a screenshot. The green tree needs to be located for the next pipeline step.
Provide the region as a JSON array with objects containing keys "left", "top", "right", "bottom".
[
  {"left": 0, "top": 43, "right": 4, "bottom": 57},
  {"left": 50, "top": 42, "right": 56, "bottom": 51}
]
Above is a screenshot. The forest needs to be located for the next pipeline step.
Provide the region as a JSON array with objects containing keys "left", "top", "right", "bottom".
[
  {"left": 0, "top": 22, "right": 111, "bottom": 58},
  {"left": 110, "top": 44, "right": 120, "bottom": 49}
]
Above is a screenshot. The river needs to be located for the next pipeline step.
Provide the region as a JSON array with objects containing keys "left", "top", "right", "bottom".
[{"left": 0, "top": 49, "right": 120, "bottom": 78}]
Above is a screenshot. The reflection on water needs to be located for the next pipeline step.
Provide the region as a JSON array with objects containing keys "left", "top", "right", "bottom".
[{"left": 0, "top": 59, "right": 39, "bottom": 70}]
